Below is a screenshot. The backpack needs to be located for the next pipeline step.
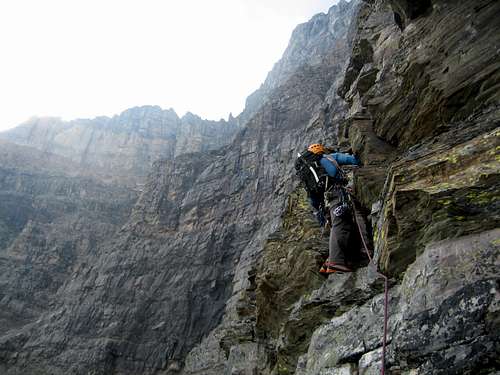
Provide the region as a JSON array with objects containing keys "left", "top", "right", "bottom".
[{"left": 294, "top": 150, "right": 329, "bottom": 198}]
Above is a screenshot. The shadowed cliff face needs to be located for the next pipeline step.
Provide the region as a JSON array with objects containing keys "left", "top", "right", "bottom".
[
  {"left": 1, "top": 0, "right": 499, "bottom": 374},
  {"left": 184, "top": 0, "right": 499, "bottom": 374},
  {"left": 0, "top": 1, "right": 360, "bottom": 374},
  {"left": 339, "top": 0, "right": 500, "bottom": 275},
  {"left": 247, "top": 0, "right": 499, "bottom": 374},
  {"left": 0, "top": 140, "right": 137, "bottom": 344}
]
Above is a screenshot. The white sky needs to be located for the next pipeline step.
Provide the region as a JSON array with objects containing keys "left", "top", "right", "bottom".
[{"left": 0, "top": 0, "right": 337, "bottom": 131}]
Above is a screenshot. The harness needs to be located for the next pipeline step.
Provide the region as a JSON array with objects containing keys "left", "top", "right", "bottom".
[{"left": 322, "top": 155, "right": 351, "bottom": 217}]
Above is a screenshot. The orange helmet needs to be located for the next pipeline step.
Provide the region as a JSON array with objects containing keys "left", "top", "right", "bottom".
[{"left": 308, "top": 143, "right": 326, "bottom": 155}]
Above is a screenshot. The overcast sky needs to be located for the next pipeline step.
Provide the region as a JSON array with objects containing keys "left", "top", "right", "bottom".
[{"left": 0, "top": 0, "right": 338, "bottom": 131}]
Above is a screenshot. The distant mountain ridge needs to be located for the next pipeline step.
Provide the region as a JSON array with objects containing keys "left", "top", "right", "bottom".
[{"left": 0, "top": 105, "right": 239, "bottom": 185}]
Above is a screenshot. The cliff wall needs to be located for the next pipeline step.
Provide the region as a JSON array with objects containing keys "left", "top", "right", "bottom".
[
  {"left": 245, "top": 0, "right": 500, "bottom": 374},
  {"left": 0, "top": 1, "right": 360, "bottom": 374},
  {"left": 184, "top": 0, "right": 499, "bottom": 373},
  {"left": 0, "top": 140, "right": 137, "bottom": 350},
  {"left": 0, "top": 106, "right": 239, "bottom": 186},
  {"left": 0, "top": 0, "right": 498, "bottom": 374}
]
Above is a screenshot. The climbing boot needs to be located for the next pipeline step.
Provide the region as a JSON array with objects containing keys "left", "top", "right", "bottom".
[
  {"left": 325, "top": 266, "right": 337, "bottom": 274},
  {"left": 320, "top": 261, "right": 339, "bottom": 274},
  {"left": 328, "top": 262, "right": 353, "bottom": 273},
  {"left": 319, "top": 259, "right": 333, "bottom": 273}
]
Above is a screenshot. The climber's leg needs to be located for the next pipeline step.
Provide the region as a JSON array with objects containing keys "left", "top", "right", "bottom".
[{"left": 328, "top": 207, "right": 352, "bottom": 271}]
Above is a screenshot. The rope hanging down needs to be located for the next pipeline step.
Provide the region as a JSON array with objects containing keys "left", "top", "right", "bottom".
[{"left": 351, "top": 202, "right": 389, "bottom": 375}]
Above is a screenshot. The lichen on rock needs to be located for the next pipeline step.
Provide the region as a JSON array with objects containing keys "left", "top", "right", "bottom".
[{"left": 1, "top": 0, "right": 499, "bottom": 374}]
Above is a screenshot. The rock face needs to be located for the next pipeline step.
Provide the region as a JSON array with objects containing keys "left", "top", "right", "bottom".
[
  {"left": 257, "top": 0, "right": 500, "bottom": 374},
  {"left": 0, "top": 1, "right": 360, "bottom": 374},
  {"left": 1, "top": 0, "right": 499, "bottom": 374},
  {"left": 183, "top": 0, "right": 500, "bottom": 373},
  {"left": 0, "top": 139, "right": 137, "bottom": 343},
  {"left": 240, "top": 0, "right": 358, "bottom": 124},
  {"left": 0, "top": 106, "right": 239, "bottom": 185}
]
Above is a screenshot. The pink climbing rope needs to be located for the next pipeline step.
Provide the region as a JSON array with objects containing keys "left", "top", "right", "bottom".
[{"left": 351, "top": 202, "right": 389, "bottom": 375}]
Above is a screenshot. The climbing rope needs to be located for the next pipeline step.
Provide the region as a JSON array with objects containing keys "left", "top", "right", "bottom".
[{"left": 351, "top": 202, "right": 389, "bottom": 375}]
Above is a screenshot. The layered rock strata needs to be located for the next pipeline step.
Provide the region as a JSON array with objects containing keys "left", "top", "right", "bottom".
[
  {"left": 249, "top": 0, "right": 500, "bottom": 374},
  {"left": 0, "top": 106, "right": 239, "bottom": 186},
  {"left": 0, "top": 140, "right": 137, "bottom": 342},
  {"left": 1, "top": 0, "right": 499, "bottom": 374},
  {"left": 189, "top": 0, "right": 500, "bottom": 373},
  {"left": 0, "top": 1, "right": 360, "bottom": 374}
]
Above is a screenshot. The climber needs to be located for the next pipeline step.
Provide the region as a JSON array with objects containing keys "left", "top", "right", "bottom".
[{"left": 295, "top": 143, "right": 369, "bottom": 274}]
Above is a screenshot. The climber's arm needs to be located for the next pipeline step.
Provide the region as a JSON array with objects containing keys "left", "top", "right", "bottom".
[{"left": 332, "top": 152, "right": 360, "bottom": 166}]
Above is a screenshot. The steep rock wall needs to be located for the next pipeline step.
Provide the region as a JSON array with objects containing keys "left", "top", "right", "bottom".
[
  {"left": 250, "top": 0, "right": 499, "bottom": 374},
  {"left": 0, "top": 140, "right": 137, "bottom": 347},
  {"left": 180, "top": 1, "right": 362, "bottom": 373},
  {"left": 240, "top": 0, "right": 358, "bottom": 124},
  {"left": 1, "top": 0, "right": 498, "bottom": 374},
  {"left": 0, "top": 106, "right": 239, "bottom": 186},
  {"left": 0, "top": 2, "right": 360, "bottom": 374}
]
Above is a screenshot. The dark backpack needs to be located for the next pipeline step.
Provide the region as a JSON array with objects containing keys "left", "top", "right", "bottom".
[{"left": 294, "top": 150, "right": 329, "bottom": 198}]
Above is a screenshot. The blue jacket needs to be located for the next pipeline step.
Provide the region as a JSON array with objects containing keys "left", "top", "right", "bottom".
[
  {"left": 320, "top": 152, "right": 360, "bottom": 180},
  {"left": 308, "top": 152, "right": 359, "bottom": 215}
]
